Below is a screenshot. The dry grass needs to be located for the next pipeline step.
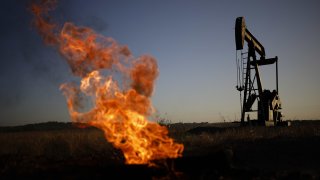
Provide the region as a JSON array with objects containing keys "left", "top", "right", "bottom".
[
  {"left": 0, "top": 128, "right": 125, "bottom": 176},
  {"left": 166, "top": 122, "right": 320, "bottom": 156},
  {"left": 0, "top": 121, "right": 319, "bottom": 178},
  {"left": 1, "top": 122, "right": 319, "bottom": 160},
  {"left": 181, "top": 125, "right": 320, "bottom": 144}
]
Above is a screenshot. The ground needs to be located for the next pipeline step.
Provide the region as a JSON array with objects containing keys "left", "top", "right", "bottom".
[{"left": 0, "top": 121, "right": 319, "bottom": 179}]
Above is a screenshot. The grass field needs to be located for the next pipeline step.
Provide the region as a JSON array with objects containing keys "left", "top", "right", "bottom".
[{"left": 0, "top": 121, "right": 319, "bottom": 179}]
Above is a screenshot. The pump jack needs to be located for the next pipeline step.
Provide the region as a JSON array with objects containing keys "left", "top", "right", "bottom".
[{"left": 235, "top": 17, "right": 284, "bottom": 126}]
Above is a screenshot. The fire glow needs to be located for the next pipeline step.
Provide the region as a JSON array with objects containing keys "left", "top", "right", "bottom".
[{"left": 30, "top": 0, "right": 183, "bottom": 165}]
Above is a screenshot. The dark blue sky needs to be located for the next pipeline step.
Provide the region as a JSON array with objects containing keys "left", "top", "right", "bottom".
[{"left": 1, "top": 0, "right": 320, "bottom": 126}]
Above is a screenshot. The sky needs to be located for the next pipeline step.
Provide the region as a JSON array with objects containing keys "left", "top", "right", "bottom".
[{"left": 0, "top": 0, "right": 320, "bottom": 126}]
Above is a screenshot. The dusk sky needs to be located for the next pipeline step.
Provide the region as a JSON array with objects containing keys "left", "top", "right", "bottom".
[{"left": 1, "top": 0, "right": 320, "bottom": 126}]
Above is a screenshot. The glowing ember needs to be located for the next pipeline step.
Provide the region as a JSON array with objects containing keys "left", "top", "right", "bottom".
[{"left": 30, "top": 0, "right": 183, "bottom": 165}]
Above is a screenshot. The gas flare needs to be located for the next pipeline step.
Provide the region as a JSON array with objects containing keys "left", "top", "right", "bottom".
[{"left": 30, "top": 0, "right": 183, "bottom": 165}]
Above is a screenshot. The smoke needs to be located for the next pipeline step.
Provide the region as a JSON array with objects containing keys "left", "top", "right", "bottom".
[
  {"left": 0, "top": 1, "right": 63, "bottom": 109},
  {"left": 29, "top": 0, "right": 183, "bottom": 165},
  {"left": 81, "top": 16, "right": 108, "bottom": 33},
  {"left": 0, "top": 83, "right": 23, "bottom": 109},
  {"left": 20, "top": 35, "right": 67, "bottom": 83}
]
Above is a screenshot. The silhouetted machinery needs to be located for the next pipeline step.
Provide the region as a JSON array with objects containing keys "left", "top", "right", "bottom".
[{"left": 235, "top": 17, "right": 286, "bottom": 126}]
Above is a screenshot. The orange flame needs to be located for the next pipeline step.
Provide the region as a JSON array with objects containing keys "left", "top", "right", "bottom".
[{"left": 30, "top": 0, "right": 184, "bottom": 165}]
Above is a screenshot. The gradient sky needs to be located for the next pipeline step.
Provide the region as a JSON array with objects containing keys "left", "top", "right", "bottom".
[{"left": 1, "top": 0, "right": 320, "bottom": 126}]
